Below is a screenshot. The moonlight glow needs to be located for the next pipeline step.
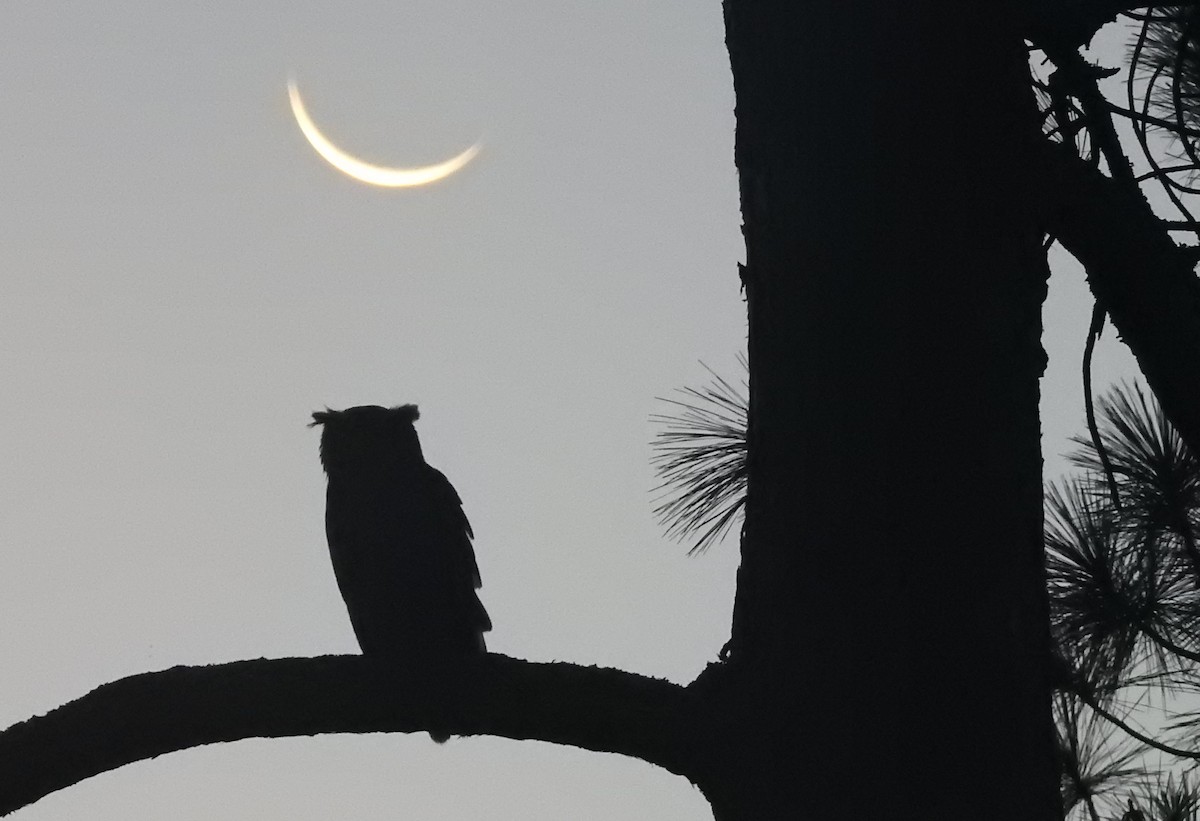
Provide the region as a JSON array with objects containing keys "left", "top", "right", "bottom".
[{"left": 287, "top": 79, "right": 480, "bottom": 187}]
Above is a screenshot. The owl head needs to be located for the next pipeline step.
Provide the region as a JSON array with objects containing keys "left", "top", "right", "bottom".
[{"left": 310, "top": 404, "right": 424, "bottom": 474}]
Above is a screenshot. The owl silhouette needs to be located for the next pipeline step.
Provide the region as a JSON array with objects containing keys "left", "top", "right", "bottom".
[{"left": 311, "top": 404, "right": 491, "bottom": 733}]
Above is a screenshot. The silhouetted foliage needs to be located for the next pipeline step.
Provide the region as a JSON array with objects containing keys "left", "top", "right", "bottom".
[
  {"left": 1125, "top": 774, "right": 1200, "bottom": 821},
  {"left": 1139, "top": 7, "right": 1200, "bottom": 142},
  {"left": 1045, "top": 479, "right": 1150, "bottom": 696},
  {"left": 1114, "top": 6, "right": 1200, "bottom": 223},
  {"left": 1056, "top": 690, "right": 1145, "bottom": 820},
  {"left": 1070, "top": 383, "right": 1200, "bottom": 552},
  {"left": 650, "top": 358, "right": 747, "bottom": 554}
]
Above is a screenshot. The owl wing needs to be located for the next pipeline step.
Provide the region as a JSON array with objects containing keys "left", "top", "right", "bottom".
[{"left": 423, "top": 466, "right": 493, "bottom": 643}]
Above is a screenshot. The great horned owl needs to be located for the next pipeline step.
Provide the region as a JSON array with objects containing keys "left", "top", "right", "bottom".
[{"left": 310, "top": 404, "right": 491, "bottom": 672}]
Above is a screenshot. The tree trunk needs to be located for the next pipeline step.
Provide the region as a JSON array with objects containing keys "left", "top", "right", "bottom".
[{"left": 707, "top": 3, "right": 1060, "bottom": 818}]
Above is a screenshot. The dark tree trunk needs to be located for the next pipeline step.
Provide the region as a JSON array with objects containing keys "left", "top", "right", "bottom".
[{"left": 706, "top": 3, "right": 1060, "bottom": 818}]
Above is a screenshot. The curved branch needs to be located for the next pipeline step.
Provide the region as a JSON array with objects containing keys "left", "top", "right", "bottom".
[
  {"left": 1038, "top": 139, "right": 1200, "bottom": 461},
  {"left": 0, "top": 654, "right": 700, "bottom": 817},
  {"left": 1072, "top": 682, "right": 1200, "bottom": 759}
]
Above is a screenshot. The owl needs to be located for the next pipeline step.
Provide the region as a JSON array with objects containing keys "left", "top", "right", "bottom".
[{"left": 310, "top": 404, "right": 491, "bottom": 668}]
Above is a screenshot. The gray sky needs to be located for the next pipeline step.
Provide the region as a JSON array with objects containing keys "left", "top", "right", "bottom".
[{"left": 0, "top": 5, "right": 1138, "bottom": 819}]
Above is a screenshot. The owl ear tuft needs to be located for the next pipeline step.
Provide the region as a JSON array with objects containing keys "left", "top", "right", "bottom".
[
  {"left": 393, "top": 404, "right": 420, "bottom": 422},
  {"left": 309, "top": 408, "right": 337, "bottom": 428}
]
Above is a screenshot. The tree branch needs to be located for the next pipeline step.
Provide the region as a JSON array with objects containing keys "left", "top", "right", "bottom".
[
  {"left": 1037, "top": 139, "right": 1200, "bottom": 462},
  {"left": 0, "top": 654, "right": 702, "bottom": 816}
]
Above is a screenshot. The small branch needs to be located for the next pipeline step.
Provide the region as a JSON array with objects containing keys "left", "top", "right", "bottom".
[
  {"left": 1083, "top": 301, "right": 1123, "bottom": 510},
  {"left": 1073, "top": 683, "right": 1200, "bottom": 759},
  {"left": 1106, "top": 102, "right": 1200, "bottom": 142},
  {"left": 1141, "top": 620, "right": 1200, "bottom": 666},
  {"left": 0, "top": 654, "right": 700, "bottom": 816}
]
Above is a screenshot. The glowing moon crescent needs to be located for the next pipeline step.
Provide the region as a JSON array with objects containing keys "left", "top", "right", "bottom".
[{"left": 287, "top": 79, "right": 480, "bottom": 187}]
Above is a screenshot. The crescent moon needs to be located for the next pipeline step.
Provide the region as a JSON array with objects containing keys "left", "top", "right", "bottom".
[{"left": 287, "top": 79, "right": 480, "bottom": 187}]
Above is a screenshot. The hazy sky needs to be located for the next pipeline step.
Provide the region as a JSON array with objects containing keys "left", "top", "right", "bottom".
[{"left": 0, "top": 5, "right": 1138, "bottom": 819}]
